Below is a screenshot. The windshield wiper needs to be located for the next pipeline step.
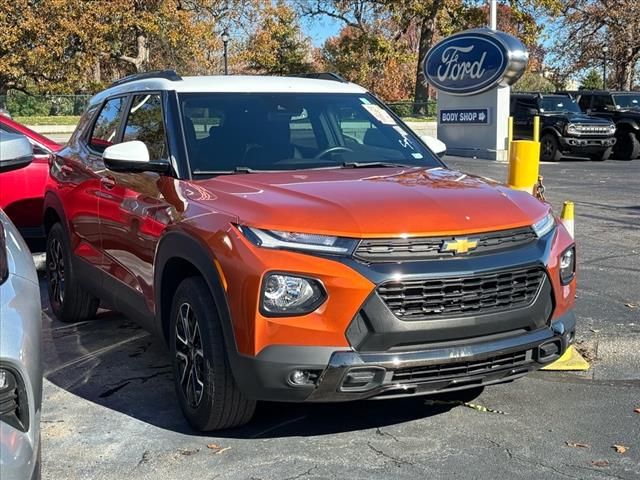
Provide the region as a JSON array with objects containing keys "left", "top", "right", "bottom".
[
  {"left": 193, "top": 166, "right": 257, "bottom": 175},
  {"left": 341, "top": 161, "right": 415, "bottom": 169}
]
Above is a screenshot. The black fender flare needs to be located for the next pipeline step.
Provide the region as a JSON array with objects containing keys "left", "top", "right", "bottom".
[
  {"left": 42, "top": 191, "right": 69, "bottom": 234},
  {"left": 153, "top": 230, "right": 240, "bottom": 359},
  {"left": 540, "top": 127, "right": 561, "bottom": 139},
  {"left": 616, "top": 119, "right": 640, "bottom": 132}
]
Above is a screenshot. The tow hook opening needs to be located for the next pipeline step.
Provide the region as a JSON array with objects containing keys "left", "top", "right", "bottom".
[
  {"left": 538, "top": 340, "right": 562, "bottom": 362},
  {"left": 339, "top": 367, "right": 386, "bottom": 392}
]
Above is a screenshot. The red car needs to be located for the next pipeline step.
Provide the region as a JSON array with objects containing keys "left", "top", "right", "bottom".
[{"left": 0, "top": 116, "right": 61, "bottom": 243}]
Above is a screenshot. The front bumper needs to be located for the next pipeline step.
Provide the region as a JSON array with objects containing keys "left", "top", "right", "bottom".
[
  {"left": 559, "top": 136, "right": 616, "bottom": 152},
  {"left": 234, "top": 311, "right": 575, "bottom": 402}
]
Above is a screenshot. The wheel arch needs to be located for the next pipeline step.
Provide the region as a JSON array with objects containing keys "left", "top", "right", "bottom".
[
  {"left": 154, "top": 230, "right": 237, "bottom": 353},
  {"left": 43, "top": 191, "right": 67, "bottom": 234},
  {"left": 616, "top": 119, "right": 640, "bottom": 132}
]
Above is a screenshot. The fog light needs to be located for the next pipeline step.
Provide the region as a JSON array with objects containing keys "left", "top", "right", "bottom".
[
  {"left": 560, "top": 246, "right": 576, "bottom": 284},
  {"left": 289, "top": 370, "right": 310, "bottom": 385},
  {"left": 261, "top": 273, "right": 326, "bottom": 316}
]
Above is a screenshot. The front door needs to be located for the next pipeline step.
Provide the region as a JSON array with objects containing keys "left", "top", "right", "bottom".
[{"left": 97, "top": 93, "right": 173, "bottom": 322}]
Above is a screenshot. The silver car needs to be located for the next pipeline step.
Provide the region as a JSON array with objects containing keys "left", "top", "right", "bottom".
[{"left": 0, "top": 131, "right": 42, "bottom": 480}]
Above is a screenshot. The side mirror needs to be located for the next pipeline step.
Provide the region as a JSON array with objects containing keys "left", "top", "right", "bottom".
[
  {"left": 0, "top": 131, "right": 33, "bottom": 173},
  {"left": 420, "top": 135, "right": 447, "bottom": 158},
  {"left": 103, "top": 141, "right": 169, "bottom": 173}
]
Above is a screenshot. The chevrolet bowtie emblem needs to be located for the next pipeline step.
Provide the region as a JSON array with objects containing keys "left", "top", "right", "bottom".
[{"left": 440, "top": 237, "right": 479, "bottom": 254}]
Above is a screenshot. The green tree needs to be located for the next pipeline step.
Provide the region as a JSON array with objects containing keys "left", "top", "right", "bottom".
[
  {"left": 580, "top": 69, "right": 603, "bottom": 90},
  {"left": 243, "top": 2, "right": 312, "bottom": 75}
]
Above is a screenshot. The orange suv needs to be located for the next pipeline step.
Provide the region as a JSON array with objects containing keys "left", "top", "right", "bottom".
[{"left": 44, "top": 71, "right": 577, "bottom": 430}]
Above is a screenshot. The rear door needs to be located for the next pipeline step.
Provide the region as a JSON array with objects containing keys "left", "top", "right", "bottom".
[
  {"left": 51, "top": 97, "right": 126, "bottom": 279},
  {"left": 97, "top": 92, "right": 173, "bottom": 321}
]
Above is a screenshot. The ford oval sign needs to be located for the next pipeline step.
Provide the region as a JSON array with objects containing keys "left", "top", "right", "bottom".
[{"left": 423, "top": 28, "right": 528, "bottom": 96}]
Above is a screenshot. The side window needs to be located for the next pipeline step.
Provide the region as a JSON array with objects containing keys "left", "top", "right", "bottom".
[
  {"left": 514, "top": 98, "right": 536, "bottom": 115},
  {"left": 123, "top": 94, "right": 167, "bottom": 160},
  {"left": 89, "top": 97, "right": 126, "bottom": 152},
  {"left": 592, "top": 95, "right": 614, "bottom": 112},
  {"left": 578, "top": 95, "right": 591, "bottom": 111}
]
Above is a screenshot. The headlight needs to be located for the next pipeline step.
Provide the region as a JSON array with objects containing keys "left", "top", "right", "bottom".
[
  {"left": 532, "top": 213, "right": 555, "bottom": 238},
  {"left": 560, "top": 246, "right": 576, "bottom": 284},
  {"left": 608, "top": 124, "right": 616, "bottom": 134},
  {"left": 240, "top": 226, "right": 357, "bottom": 255},
  {"left": 566, "top": 123, "right": 578, "bottom": 135},
  {"left": 261, "top": 273, "right": 326, "bottom": 316}
]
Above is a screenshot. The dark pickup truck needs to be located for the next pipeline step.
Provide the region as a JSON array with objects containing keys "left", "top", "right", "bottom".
[
  {"left": 511, "top": 93, "right": 617, "bottom": 161},
  {"left": 571, "top": 90, "right": 640, "bottom": 160}
]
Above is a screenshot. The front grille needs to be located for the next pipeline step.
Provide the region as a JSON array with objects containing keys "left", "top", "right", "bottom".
[
  {"left": 377, "top": 267, "right": 545, "bottom": 320},
  {"left": 391, "top": 350, "right": 531, "bottom": 384},
  {"left": 574, "top": 124, "right": 611, "bottom": 135},
  {"left": 354, "top": 227, "right": 537, "bottom": 263}
]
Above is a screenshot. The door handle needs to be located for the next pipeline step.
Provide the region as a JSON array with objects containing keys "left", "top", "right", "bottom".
[{"left": 101, "top": 176, "right": 116, "bottom": 190}]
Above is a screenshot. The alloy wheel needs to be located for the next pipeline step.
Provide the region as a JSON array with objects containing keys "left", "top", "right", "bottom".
[
  {"left": 48, "top": 237, "right": 65, "bottom": 306},
  {"left": 175, "top": 302, "right": 205, "bottom": 408}
]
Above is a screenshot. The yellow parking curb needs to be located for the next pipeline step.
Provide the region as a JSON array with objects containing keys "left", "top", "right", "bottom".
[{"left": 541, "top": 345, "right": 590, "bottom": 371}]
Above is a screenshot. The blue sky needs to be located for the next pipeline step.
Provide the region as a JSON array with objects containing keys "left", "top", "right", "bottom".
[{"left": 302, "top": 16, "right": 342, "bottom": 46}]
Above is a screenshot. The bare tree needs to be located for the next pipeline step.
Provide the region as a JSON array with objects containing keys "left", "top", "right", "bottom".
[{"left": 549, "top": 0, "right": 640, "bottom": 90}]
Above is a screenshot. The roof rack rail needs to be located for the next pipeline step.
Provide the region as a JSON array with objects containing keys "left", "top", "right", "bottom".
[
  {"left": 110, "top": 70, "right": 182, "bottom": 87},
  {"left": 294, "top": 72, "right": 348, "bottom": 83}
]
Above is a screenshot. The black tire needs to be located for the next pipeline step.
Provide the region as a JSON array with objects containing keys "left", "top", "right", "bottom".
[
  {"left": 613, "top": 131, "right": 640, "bottom": 160},
  {"left": 170, "top": 276, "right": 256, "bottom": 431},
  {"left": 590, "top": 147, "right": 612, "bottom": 161},
  {"left": 46, "top": 223, "right": 99, "bottom": 322},
  {"left": 540, "top": 133, "right": 562, "bottom": 162}
]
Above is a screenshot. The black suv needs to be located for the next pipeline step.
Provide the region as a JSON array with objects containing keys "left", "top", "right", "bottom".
[
  {"left": 571, "top": 90, "right": 640, "bottom": 160},
  {"left": 511, "top": 93, "right": 616, "bottom": 161}
]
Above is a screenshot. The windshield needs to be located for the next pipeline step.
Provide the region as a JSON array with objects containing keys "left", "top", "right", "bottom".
[
  {"left": 178, "top": 93, "right": 441, "bottom": 174},
  {"left": 613, "top": 94, "right": 640, "bottom": 110},
  {"left": 538, "top": 96, "right": 582, "bottom": 114}
]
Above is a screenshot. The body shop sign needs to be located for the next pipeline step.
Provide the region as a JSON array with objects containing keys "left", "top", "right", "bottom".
[
  {"left": 423, "top": 28, "right": 528, "bottom": 96},
  {"left": 440, "top": 109, "right": 489, "bottom": 124}
]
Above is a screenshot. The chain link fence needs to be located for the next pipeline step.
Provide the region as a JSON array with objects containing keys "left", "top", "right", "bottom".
[{"left": 0, "top": 91, "right": 91, "bottom": 117}]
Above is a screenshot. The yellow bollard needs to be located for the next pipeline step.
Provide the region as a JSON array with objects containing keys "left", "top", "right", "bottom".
[
  {"left": 507, "top": 116, "right": 514, "bottom": 158},
  {"left": 560, "top": 201, "right": 574, "bottom": 238},
  {"left": 507, "top": 140, "right": 540, "bottom": 194},
  {"left": 533, "top": 116, "right": 540, "bottom": 142}
]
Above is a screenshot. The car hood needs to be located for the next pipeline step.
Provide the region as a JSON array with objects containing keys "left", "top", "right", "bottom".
[
  {"left": 187, "top": 167, "right": 549, "bottom": 238},
  {"left": 544, "top": 112, "right": 612, "bottom": 125}
]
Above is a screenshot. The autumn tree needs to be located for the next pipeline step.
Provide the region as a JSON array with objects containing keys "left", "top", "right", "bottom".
[
  {"left": 300, "top": 0, "right": 557, "bottom": 107},
  {"left": 243, "top": 2, "right": 312, "bottom": 75},
  {"left": 549, "top": 0, "right": 640, "bottom": 90},
  {"left": 0, "top": 0, "right": 249, "bottom": 94}
]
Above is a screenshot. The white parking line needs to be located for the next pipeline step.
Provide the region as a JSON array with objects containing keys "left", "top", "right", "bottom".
[{"left": 45, "top": 331, "right": 150, "bottom": 376}]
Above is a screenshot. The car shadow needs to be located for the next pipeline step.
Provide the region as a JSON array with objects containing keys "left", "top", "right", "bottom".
[{"left": 40, "top": 275, "right": 483, "bottom": 439}]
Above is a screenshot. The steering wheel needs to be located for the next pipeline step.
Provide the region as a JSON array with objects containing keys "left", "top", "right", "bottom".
[{"left": 314, "top": 146, "right": 354, "bottom": 159}]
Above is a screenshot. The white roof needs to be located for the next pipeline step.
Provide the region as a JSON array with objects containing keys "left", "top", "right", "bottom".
[{"left": 90, "top": 75, "right": 368, "bottom": 105}]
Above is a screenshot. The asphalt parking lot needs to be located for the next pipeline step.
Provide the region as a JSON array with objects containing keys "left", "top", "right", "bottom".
[{"left": 39, "top": 156, "right": 639, "bottom": 480}]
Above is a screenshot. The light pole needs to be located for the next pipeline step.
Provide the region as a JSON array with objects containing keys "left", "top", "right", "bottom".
[
  {"left": 602, "top": 45, "right": 609, "bottom": 90},
  {"left": 221, "top": 29, "right": 230, "bottom": 75}
]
